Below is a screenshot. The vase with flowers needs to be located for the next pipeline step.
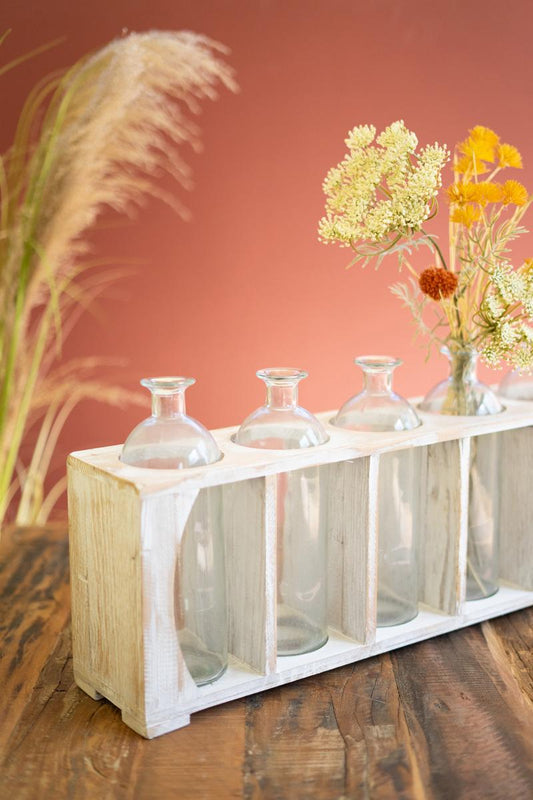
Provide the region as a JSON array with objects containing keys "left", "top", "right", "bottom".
[{"left": 319, "top": 121, "right": 532, "bottom": 601}]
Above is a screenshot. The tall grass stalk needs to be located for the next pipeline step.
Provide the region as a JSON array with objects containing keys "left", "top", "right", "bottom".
[{"left": 0, "top": 30, "right": 236, "bottom": 529}]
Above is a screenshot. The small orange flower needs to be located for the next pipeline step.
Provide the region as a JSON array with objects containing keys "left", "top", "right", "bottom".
[
  {"left": 451, "top": 204, "right": 481, "bottom": 227},
  {"left": 521, "top": 258, "right": 533, "bottom": 275},
  {"left": 500, "top": 179, "right": 529, "bottom": 206},
  {"left": 497, "top": 143, "right": 523, "bottom": 169},
  {"left": 419, "top": 267, "right": 458, "bottom": 301}
]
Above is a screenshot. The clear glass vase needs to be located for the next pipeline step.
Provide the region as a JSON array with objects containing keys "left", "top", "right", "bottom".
[
  {"left": 121, "top": 377, "right": 227, "bottom": 685},
  {"left": 235, "top": 368, "right": 329, "bottom": 655},
  {"left": 333, "top": 356, "right": 421, "bottom": 626},
  {"left": 420, "top": 347, "right": 502, "bottom": 601},
  {"left": 499, "top": 370, "right": 533, "bottom": 400},
  {"left": 420, "top": 345, "right": 503, "bottom": 416}
]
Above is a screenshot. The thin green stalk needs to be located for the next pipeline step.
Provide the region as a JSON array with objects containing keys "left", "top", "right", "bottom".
[{"left": 0, "top": 296, "right": 55, "bottom": 525}]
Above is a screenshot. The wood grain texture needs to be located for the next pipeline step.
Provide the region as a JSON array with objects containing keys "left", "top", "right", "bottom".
[
  {"left": 68, "top": 398, "right": 533, "bottom": 496},
  {"left": 417, "top": 440, "right": 464, "bottom": 615},
  {"left": 223, "top": 476, "right": 276, "bottom": 673},
  {"left": 67, "top": 459, "right": 145, "bottom": 723},
  {"left": 140, "top": 490, "right": 199, "bottom": 734},
  {"left": 498, "top": 426, "right": 533, "bottom": 590},
  {"left": 326, "top": 457, "right": 374, "bottom": 643},
  {"left": 2, "top": 527, "right": 533, "bottom": 799}
]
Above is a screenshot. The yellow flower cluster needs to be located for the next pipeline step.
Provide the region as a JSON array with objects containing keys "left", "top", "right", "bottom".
[
  {"left": 318, "top": 121, "right": 449, "bottom": 247},
  {"left": 455, "top": 125, "right": 523, "bottom": 176},
  {"left": 446, "top": 126, "right": 530, "bottom": 229}
]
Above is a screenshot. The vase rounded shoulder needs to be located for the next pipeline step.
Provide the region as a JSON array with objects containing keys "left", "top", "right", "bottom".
[{"left": 420, "top": 346, "right": 503, "bottom": 416}]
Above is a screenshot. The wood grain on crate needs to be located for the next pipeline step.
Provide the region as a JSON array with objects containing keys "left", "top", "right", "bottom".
[
  {"left": 68, "top": 399, "right": 533, "bottom": 495},
  {"left": 2, "top": 526, "right": 533, "bottom": 800}
]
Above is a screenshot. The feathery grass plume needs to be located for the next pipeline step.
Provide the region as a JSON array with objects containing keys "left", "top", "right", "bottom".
[{"left": 0, "top": 31, "right": 237, "bottom": 529}]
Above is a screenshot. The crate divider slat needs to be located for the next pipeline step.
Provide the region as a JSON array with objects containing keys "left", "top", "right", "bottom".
[{"left": 67, "top": 397, "right": 533, "bottom": 738}]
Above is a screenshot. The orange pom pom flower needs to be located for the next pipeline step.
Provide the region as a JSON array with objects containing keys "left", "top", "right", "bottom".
[{"left": 419, "top": 267, "right": 458, "bottom": 301}]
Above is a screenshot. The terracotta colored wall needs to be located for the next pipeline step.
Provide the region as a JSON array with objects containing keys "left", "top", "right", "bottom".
[{"left": 3, "top": 1, "right": 533, "bottom": 491}]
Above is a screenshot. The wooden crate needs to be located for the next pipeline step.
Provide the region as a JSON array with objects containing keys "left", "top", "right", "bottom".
[{"left": 67, "top": 399, "right": 533, "bottom": 738}]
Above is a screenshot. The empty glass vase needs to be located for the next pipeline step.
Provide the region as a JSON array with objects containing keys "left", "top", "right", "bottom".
[
  {"left": 334, "top": 356, "right": 421, "bottom": 626},
  {"left": 121, "top": 377, "right": 227, "bottom": 685},
  {"left": 499, "top": 370, "right": 533, "bottom": 401},
  {"left": 235, "top": 368, "right": 329, "bottom": 655}
]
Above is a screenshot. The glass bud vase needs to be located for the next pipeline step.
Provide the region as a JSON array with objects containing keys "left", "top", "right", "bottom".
[
  {"left": 420, "top": 346, "right": 502, "bottom": 601},
  {"left": 334, "top": 356, "right": 421, "bottom": 627},
  {"left": 419, "top": 345, "right": 503, "bottom": 416},
  {"left": 121, "top": 377, "right": 227, "bottom": 685},
  {"left": 235, "top": 368, "right": 329, "bottom": 656},
  {"left": 499, "top": 370, "right": 533, "bottom": 401}
]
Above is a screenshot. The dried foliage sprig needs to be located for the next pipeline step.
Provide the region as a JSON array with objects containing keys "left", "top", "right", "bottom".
[
  {"left": 319, "top": 122, "right": 533, "bottom": 370},
  {"left": 0, "top": 30, "right": 237, "bottom": 528}
]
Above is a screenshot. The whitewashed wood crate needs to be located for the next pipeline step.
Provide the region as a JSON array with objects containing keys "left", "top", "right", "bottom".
[{"left": 67, "top": 399, "right": 533, "bottom": 738}]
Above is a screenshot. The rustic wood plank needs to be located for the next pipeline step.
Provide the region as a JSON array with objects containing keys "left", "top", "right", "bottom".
[
  {"left": 2, "top": 527, "right": 533, "bottom": 798},
  {"left": 499, "top": 426, "right": 533, "bottom": 590},
  {"left": 67, "top": 398, "right": 533, "bottom": 495},
  {"left": 139, "top": 490, "right": 199, "bottom": 734},
  {"left": 391, "top": 618, "right": 533, "bottom": 799},
  {"left": 243, "top": 658, "right": 430, "bottom": 800},
  {"left": 326, "top": 457, "right": 375, "bottom": 642},
  {"left": 0, "top": 526, "right": 70, "bottom": 754},
  {"left": 67, "top": 459, "right": 147, "bottom": 730},
  {"left": 223, "top": 476, "right": 276, "bottom": 673},
  {"left": 417, "top": 440, "right": 465, "bottom": 615}
]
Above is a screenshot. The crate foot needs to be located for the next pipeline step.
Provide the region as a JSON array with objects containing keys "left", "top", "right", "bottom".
[
  {"left": 121, "top": 709, "right": 191, "bottom": 739},
  {"left": 74, "top": 671, "right": 103, "bottom": 700}
]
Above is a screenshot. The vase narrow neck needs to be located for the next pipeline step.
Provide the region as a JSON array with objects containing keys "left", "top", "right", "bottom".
[
  {"left": 266, "top": 383, "right": 298, "bottom": 409},
  {"left": 152, "top": 391, "right": 186, "bottom": 418},
  {"left": 363, "top": 370, "right": 394, "bottom": 395},
  {"left": 448, "top": 348, "right": 478, "bottom": 384}
]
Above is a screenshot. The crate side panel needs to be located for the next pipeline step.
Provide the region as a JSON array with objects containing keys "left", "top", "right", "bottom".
[
  {"left": 223, "top": 477, "right": 276, "bottom": 673},
  {"left": 67, "top": 458, "right": 144, "bottom": 718},
  {"left": 141, "top": 491, "right": 200, "bottom": 721},
  {"left": 418, "top": 440, "right": 465, "bottom": 615},
  {"left": 327, "top": 457, "right": 375, "bottom": 643},
  {"left": 499, "top": 426, "right": 533, "bottom": 589}
]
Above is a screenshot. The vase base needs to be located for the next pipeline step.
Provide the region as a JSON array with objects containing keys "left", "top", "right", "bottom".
[
  {"left": 277, "top": 606, "right": 328, "bottom": 655},
  {"left": 466, "top": 581, "right": 499, "bottom": 602}
]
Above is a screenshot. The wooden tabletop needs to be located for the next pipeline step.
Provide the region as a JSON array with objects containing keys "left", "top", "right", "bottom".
[{"left": 1, "top": 527, "right": 533, "bottom": 799}]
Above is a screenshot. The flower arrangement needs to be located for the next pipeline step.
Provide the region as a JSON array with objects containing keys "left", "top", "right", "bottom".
[
  {"left": 319, "top": 121, "right": 533, "bottom": 372},
  {"left": 0, "top": 31, "right": 236, "bottom": 530}
]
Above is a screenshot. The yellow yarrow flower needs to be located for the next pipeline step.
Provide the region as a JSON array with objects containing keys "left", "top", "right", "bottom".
[
  {"left": 471, "top": 181, "right": 504, "bottom": 206},
  {"left": 501, "top": 179, "right": 529, "bottom": 206},
  {"left": 458, "top": 136, "right": 496, "bottom": 164},
  {"left": 470, "top": 125, "right": 500, "bottom": 149},
  {"left": 454, "top": 155, "right": 489, "bottom": 176},
  {"left": 497, "top": 143, "right": 523, "bottom": 169},
  {"left": 447, "top": 182, "right": 478, "bottom": 205},
  {"left": 451, "top": 204, "right": 481, "bottom": 227}
]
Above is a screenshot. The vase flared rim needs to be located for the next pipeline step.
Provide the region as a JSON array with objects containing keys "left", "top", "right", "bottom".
[
  {"left": 256, "top": 367, "right": 307, "bottom": 383},
  {"left": 354, "top": 355, "right": 402, "bottom": 371},
  {"left": 140, "top": 376, "right": 195, "bottom": 393}
]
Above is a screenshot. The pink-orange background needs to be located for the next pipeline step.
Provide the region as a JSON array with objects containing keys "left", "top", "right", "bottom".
[{"left": 3, "top": 0, "right": 533, "bottom": 502}]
